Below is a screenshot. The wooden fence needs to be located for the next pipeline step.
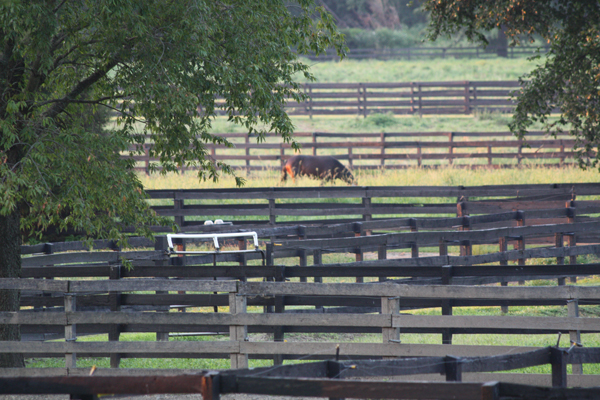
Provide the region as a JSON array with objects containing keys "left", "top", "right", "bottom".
[
  {"left": 292, "top": 81, "right": 519, "bottom": 117},
  {"left": 144, "top": 183, "right": 600, "bottom": 230},
  {"left": 4, "top": 348, "right": 600, "bottom": 399},
  {"left": 200, "top": 80, "right": 526, "bottom": 117},
  {"left": 131, "top": 131, "right": 582, "bottom": 172},
  {"left": 304, "top": 45, "right": 547, "bottom": 61},
  {"left": 3, "top": 277, "right": 600, "bottom": 387}
]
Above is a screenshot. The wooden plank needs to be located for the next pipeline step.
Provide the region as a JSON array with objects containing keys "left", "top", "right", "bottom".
[
  {"left": 231, "top": 377, "right": 485, "bottom": 400},
  {"left": 65, "top": 312, "right": 392, "bottom": 328},
  {"left": 392, "top": 315, "right": 600, "bottom": 332},
  {"left": 244, "top": 342, "right": 536, "bottom": 358},
  {"left": 68, "top": 279, "right": 237, "bottom": 293},
  {"left": 0, "top": 278, "right": 68, "bottom": 292},
  {"left": 0, "top": 313, "right": 66, "bottom": 325},
  {"left": 239, "top": 282, "right": 600, "bottom": 300},
  {"left": 0, "top": 375, "right": 210, "bottom": 395},
  {"left": 0, "top": 341, "right": 238, "bottom": 354},
  {"left": 498, "top": 382, "right": 600, "bottom": 399},
  {"left": 340, "top": 357, "right": 446, "bottom": 377}
]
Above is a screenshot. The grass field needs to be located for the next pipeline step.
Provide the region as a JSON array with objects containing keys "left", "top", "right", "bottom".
[
  {"left": 296, "top": 57, "right": 543, "bottom": 83},
  {"left": 140, "top": 164, "right": 599, "bottom": 191}
]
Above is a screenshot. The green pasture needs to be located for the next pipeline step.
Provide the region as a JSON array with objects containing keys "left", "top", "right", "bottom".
[{"left": 296, "top": 57, "right": 542, "bottom": 83}]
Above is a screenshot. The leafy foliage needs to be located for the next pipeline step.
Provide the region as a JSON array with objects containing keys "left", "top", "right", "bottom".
[
  {"left": 422, "top": 0, "right": 600, "bottom": 169},
  {"left": 0, "top": 0, "right": 345, "bottom": 244}
]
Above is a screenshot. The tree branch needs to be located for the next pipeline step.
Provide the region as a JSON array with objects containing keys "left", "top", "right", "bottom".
[{"left": 43, "top": 59, "right": 120, "bottom": 120}]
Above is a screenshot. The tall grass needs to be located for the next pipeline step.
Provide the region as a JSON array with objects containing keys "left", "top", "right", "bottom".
[{"left": 139, "top": 165, "right": 599, "bottom": 191}]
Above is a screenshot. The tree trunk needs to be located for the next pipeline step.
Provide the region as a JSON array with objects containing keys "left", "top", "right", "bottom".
[{"left": 0, "top": 207, "right": 24, "bottom": 367}]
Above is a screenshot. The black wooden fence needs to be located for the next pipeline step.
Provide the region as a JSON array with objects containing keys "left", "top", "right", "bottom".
[
  {"left": 131, "top": 131, "right": 582, "bottom": 172},
  {"left": 144, "top": 183, "right": 600, "bottom": 230},
  {"left": 211, "top": 80, "right": 523, "bottom": 117},
  {"left": 3, "top": 277, "right": 600, "bottom": 387},
  {"left": 3, "top": 347, "right": 600, "bottom": 399}
]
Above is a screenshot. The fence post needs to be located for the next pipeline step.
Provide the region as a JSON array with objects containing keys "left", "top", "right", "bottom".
[
  {"left": 516, "top": 211, "right": 526, "bottom": 285},
  {"left": 238, "top": 239, "right": 247, "bottom": 283},
  {"left": 444, "top": 355, "right": 463, "bottom": 381},
  {"left": 348, "top": 147, "right": 353, "bottom": 169},
  {"left": 378, "top": 243, "right": 387, "bottom": 282},
  {"left": 312, "top": 133, "right": 317, "bottom": 156},
  {"left": 273, "top": 258, "right": 285, "bottom": 366},
  {"left": 269, "top": 196, "right": 276, "bottom": 226},
  {"left": 354, "top": 223, "right": 364, "bottom": 283},
  {"left": 313, "top": 249, "right": 323, "bottom": 286},
  {"left": 556, "top": 233, "right": 565, "bottom": 286},
  {"left": 296, "top": 225, "right": 308, "bottom": 283},
  {"left": 550, "top": 347, "right": 568, "bottom": 388},
  {"left": 326, "top": 360, "right": 344, "bottom": 400},
  {"left": 566, "top": 200, "right": 577, "bottom": 283},
  {"left": 473, "top": 85, "right": 478, "bottom": 115},
  {"left": 154, "top": 236, "right": 170, "bottom": 342},
  {"left": 306, "top": 85, "right": 313, "bottom": 119},
  {"left": 464, "top": 81, "right": 470, "bottom": 115},
  {"left": 418, "top": 83, "right": 422, "bottom": 116},
  {"left": 410, "top": 218, "right": 419, "bottom": 259},
  {"left": 108, "top": 264, "right": 122, "bottom": 368},
  {"left": 201, "top": 371, "right": 222, "bottom": 400},
  {"left": 568, "top": 299, "right": 583, "bottom": 374},
  {"left": 362, "top": 195, "right": 372, "bottom": 224},
  {"left": 382, "top": 295, "right": 400, "bottom": 349},
  {"left": 174, "top": 196, "right": 184, "bottom": 231},
  {"left": 457, "top": 202, "right": 471, "bottom": 256},
  {"left": 410, "top": 82, "right": 416, "bottom": 114},
  {"left": 64, "top": 294, "right": 76, "bottom": 368},
  {"left": 229, "top": 291, "right": 248, "bottom": 369},
  {"left": 357, "top": 84, "right": 362, "bottom": 117},
  {"left": 441, "top": 265, "right": 453, "bottom": 345},
  {"left": 448, "top": 132, "right": 454, "bottom": 166},
  {"left": 362, "top": 84, "right": 368, "bottom": 118},
  {"left": 380, "top": 132, "right": 385, "bottom": 167},
  {"left": 499, "top": 237, "right": 509, "bottom": 314},
  {"left": 488, "top": 146, "right": 492, "bottom": 166},
  {"left": 144, "top": 144, "right": 150, "bottom": 175},
  {"left": 245, "top": 135, "right": 250, "bottom": 169}
]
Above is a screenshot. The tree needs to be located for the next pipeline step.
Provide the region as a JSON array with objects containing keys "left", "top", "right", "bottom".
[
  {"left": 423, "top": 0, "right": 600, "bottom": 167},
  {"left": 0, "top": 0, "right": 345, "bottom": 367}
]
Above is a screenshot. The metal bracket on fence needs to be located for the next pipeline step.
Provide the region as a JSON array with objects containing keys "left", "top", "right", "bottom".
[{"left": 166, "top": 232, "right": 260, "bottom": 255}]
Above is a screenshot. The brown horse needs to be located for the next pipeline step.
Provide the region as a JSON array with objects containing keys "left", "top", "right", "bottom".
[{"left": 281, "top": 155, "right": 355, "bottom": 184}]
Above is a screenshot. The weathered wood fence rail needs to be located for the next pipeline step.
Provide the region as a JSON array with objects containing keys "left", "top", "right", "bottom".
[
  {"left": 3, "top": 348, "right": 600, "bottom": 399},
  {"left": 131, "top": 130, "right": 581, "bottom": 171},
  {"left": 3, "top": 278, "right": 600, "bottom": 387},
  {"left": 143, "top": 183, "right": 600, "bottom": 229}
]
